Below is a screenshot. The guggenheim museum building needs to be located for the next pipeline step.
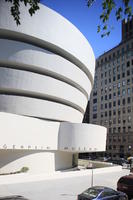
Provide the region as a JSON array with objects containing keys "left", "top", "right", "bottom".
[{"left": 0, "top": 1, "right": 106, "bottom": 174}]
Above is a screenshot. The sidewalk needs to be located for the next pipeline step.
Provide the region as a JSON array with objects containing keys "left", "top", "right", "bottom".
[{"left": 0, "top": 165, "right": 129, "bottom": 185}]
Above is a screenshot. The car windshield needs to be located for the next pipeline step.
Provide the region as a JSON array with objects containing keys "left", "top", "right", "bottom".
[{"left": 83, "top": 188, "right": 99, "bottom": 199}]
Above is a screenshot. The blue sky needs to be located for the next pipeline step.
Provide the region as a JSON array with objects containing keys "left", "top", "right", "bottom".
[{"left": 40, "top": 0, "right": 132, "bottom": 58}]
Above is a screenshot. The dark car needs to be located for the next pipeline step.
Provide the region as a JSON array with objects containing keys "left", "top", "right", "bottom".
[
  {"left": 0, "top": 195, "right": 29, "bottom": 200},
  {"left": 117, "top": 174, "right": 133, "bottom": 199},
  {"left": 78, "top": 186, "right": 128, "bottom": 200}
]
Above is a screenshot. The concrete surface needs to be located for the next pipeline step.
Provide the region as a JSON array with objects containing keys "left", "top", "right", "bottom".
[{"left": 0, "top": 167, "right": 130, "bottom": 200}]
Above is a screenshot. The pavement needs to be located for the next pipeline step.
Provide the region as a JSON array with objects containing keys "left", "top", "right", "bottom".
[{"left": 0, "top": 166, "right": 130, "bottom": 200}]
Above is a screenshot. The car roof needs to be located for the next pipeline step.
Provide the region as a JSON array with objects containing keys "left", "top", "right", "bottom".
[
  {"left": 120, "top": 174, "right": 133, "bottom": 179},
  {"left": 87, "top": 186, "right": 114, "bottom": 192}
]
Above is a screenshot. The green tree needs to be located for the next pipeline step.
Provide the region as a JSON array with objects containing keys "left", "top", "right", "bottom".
[
  {"left": 4, "top": 0, "right": 133, "bottom": 37},
  {"left": 87, "top": 0, "right": 133, "bottom": 37},
  {"left": 5, "top": 0, "right": 40, "bottom": 25}
]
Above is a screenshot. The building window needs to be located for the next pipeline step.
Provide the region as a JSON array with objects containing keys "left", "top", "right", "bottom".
[
  {"left": 109, "top": 102, "right": 112, "bottom": 108},
  {"left": 122, "top": 89, "right": 126, "bottom": 96},
  {"left": 127, "top": 79, "right": 130, "bottom": 85},
  {"left": 128, "top": 115, "right": 131, "bottom": 122},
  {"left": 122, "top": 99, "right": 126, "bottom": 105},
  {"left": 127, "top": 107, "right": 131, "bottom": 113},
  {"left": 118, "top": 118, "right": 121, "bottom": 123},
  {"left": 128, "top": 97, "right": 131, "bottom": 104},
  {"left": 118, "top": 89, "right": 120, "bottom": 96},
  {"left": 118, "top": 99, "right": 121, "bottom": 106},
  {"left": 118, "top": 127, "right": 121, "bottom": 132},
  {"left": 113, "top": 127, "right": 116, "bottom": 133},
  {"left": 127, "top": 88, "right": 131, "bottom": 95},
  {"left": 118, "top": 82, "right": 121, "bottom": 88},
  {"left": 127, "top": 70, "right": 130, "bottom": 76},
  {"left": 127, "top": 61, "right": 130, "bottom": 67},
  {"left": 117, "top": 65, "right": 120, "bottom": 72},
  {"left": 105, "top": 111, "right": 107, "bottom": 117},
  {"left": 117, "top": 74, "right": 120, "bottom": 80},
  {"left": 122, "top": 72, "right": 125, "bottom": 78},
  {"left": 93, "top": 98, "right": 97, "bottom": 104},
  {"left": 123, "top": 127, "right": 126, "bottom": 132},
  {"left": 123, "top": 107, "right": 126, "bottom": 113},
  {"left": 93, "top": 105, "right": 97, "bottom": 111},
  {"left": 93, "top": 114, "right": 97, "bottom": 119},
  {"left": 122, "top": 80, "right": 125, "bottom": 86},
  {"left": 128, "top": 126, "right": 131, "bottom": 131},
  {"left": 113, "top": 118, "right": 116, "bottom": 124},
  {"left": 105, "top": 103, "right": 107, "bottom": 109},
  {"left": 122, "top": 64, "right": 125, "bottom": 71},
  {"left": 109, "top": 94, "right": 112, "bottom": 99}
]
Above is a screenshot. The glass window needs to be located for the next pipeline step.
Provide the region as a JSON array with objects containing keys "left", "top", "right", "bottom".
[
  {"left": 105, "top": 95, "right": 107, "bottom": 100},
  {"left": 117, "top": 65, "right": 120, "bottom": 72},
  {"left": 118, "top": 82, "right": 121, "bottom": 88},
  {"left": 122, "top": 80, "right": 126, "bottom": 86},
  {"left": 127, "top": 107, "right": 131, "bottom": 113},
  {"left": 127, "top": 61, "right": 130, "bottom": 67},
  {"left": 93, "top": 114, "right": 97, "bottom": 119},
  {"left": 127, "top": 70, "right": 130, "bottom": 76},
  {"left": 127, "top": 88, "right": 131, "bottom": 95},
  {"left": 127, "top": 79, "right": 130, "bottom": 85},
  {"left": 93, "top": 98, "right": 97, "bottom": 104},
  {"left": 109, "top": 102, "right": 112, "bottom": 108},
  {"left": 113, "top": 67, "right": 116, "bottom": 73},
  {"left": 118, "top": 89, "right": 120, "bottom": 96},
  {"left": 118, "top": 99, "right": 121, "bottom": 106},
  {"left": 122, "top": 72, "right": 125, "bottom": 78},
  {"left": 93, "top": 105, "right": 97, "bottom": 111},
  {"left": 122, "top": 89, "right": 126, "bottom": 96},
  {"left": 117, "top": 74, "right": 120, "bottom": 80},
  {"left": 122, "top": 99, "right": 126, "bottom": 105},
  {"left": 122, "top": 63, "right": 125, "bottom": 71},
  {"left": 105, "top": 111, "right": 107, "bottom": 117},
  {"left": 128, "top": 97, "right": 131, "bottom": 104}
]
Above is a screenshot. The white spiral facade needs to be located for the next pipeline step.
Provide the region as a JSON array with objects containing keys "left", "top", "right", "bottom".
[{"left": 0, "top": 1, "right": 106, "bottom": 173}]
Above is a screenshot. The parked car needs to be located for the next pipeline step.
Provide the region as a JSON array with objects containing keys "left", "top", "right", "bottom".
[
  {"left": 0, "top": 195, "right": 29, "bottom": 200},
  {"left": 78, "top": 186, "right": 128, "bottom": 200},
  {"left": 117, "top": 174, "right": 133, "bottom": 199}
]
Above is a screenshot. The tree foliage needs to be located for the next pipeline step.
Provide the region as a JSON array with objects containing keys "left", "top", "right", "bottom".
[
  {"left": 87, "top": 0, "right": 133, "bottom": 37},
  {"left": 4, "top": 0, "right": 133, "bottom": 37},
  {"left": 5, "top": 0, "right": 40, "bottom": 25}
]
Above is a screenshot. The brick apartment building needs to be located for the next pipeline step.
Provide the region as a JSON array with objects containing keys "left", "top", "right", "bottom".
[{"left": 90, "top": 18, "right": 133, "bottom": 160}]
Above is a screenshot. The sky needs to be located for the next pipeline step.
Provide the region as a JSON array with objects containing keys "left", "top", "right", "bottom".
[{"left": 40, "top": 0, "right": 133, "bottom": 59}]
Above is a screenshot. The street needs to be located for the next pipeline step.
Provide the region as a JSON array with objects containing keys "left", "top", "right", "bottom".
[{"left": 0, "top": 168, "right": 130, "bottom": 200}]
